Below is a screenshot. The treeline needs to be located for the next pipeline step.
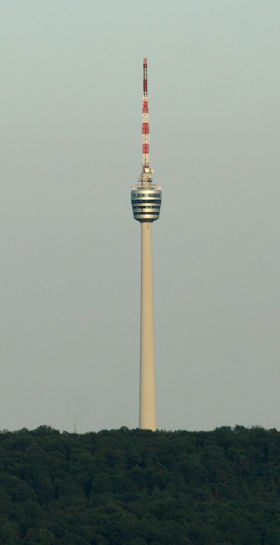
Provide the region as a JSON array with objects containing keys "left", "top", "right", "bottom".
[{"left": 0, "top": 426, "right": 280, "bottom": 544}]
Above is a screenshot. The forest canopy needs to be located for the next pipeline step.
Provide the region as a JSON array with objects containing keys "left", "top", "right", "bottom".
[{"left": 0, "top": 426, "right": 280, "bottom": 544}]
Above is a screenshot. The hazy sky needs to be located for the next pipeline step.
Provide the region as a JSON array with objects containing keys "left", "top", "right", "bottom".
[{"left": 1, "top": 0, "right": 280, "bottom": 432}]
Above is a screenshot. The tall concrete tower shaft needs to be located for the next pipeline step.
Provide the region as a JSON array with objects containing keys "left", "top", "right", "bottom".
[{"left": 131, "top": 58, "right": 162, "bottom": 431}]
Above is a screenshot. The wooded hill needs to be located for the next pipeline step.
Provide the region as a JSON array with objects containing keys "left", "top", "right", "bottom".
[{"left": 0, "top": 426, "right": 280, "bottom": 544}]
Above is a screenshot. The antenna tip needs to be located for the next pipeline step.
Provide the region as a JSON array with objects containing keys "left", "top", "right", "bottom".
[{"left": 143, "top": 57, "right": 148, "bottom": 65}]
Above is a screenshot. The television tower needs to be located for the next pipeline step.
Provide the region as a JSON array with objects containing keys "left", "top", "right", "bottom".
[{"left": 131, "top": 58, "right": 162, "bottom": 431}]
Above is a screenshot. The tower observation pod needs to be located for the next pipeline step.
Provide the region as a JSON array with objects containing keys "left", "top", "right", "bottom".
[{"left": 131, "top": 58, "right": 162, "bottom": 431}]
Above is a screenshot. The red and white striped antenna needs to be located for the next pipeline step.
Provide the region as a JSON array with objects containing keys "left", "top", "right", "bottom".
[{"left": 142, "top": 57, "right": 150, "bottom": 172}]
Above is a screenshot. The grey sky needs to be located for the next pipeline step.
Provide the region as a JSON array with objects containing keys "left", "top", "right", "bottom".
[{"left": 1, "top": 0, "right": 279, "bottom": 432}]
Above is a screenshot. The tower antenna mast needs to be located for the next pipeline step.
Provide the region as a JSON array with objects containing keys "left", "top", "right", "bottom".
[
  {"left": 131, "top": 58, "right": 162, "bottom": 431},
  {"left": 142, "top": 57, "right": 150, "bottom": 171}
]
